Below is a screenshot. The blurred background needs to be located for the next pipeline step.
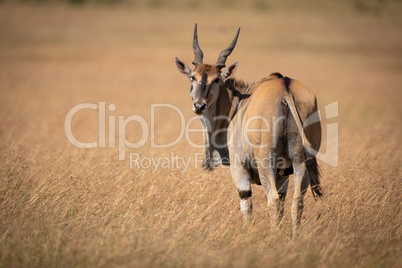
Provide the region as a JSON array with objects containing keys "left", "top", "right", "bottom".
[{"left": 0, "top": 0, "right": 401, "bottom": 267}]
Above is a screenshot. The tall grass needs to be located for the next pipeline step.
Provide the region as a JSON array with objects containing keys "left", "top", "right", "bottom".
[{"left": 0, "top": 2, "right": 401, "bottom": 267}]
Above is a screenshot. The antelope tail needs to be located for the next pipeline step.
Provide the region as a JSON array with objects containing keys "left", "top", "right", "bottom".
[{"left": 283, "top": 96, "right": 323, "bottom": 199}]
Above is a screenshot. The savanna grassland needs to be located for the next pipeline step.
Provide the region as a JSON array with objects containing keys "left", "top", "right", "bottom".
[{"left": 0, "top": 1, "right": 401, "bottom": 267}]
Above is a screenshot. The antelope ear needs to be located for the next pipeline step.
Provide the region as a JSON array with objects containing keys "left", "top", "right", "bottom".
[
  {"left": 222, "top": 61, "right": 238, "bottom": 81},
  {"left": 175, "top": 57, "right": 192, "bottom": 78}
]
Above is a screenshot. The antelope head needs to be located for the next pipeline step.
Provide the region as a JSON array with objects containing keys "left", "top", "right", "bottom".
[{"left": 175, "top": 24, "right": 240, "bottom": 115}]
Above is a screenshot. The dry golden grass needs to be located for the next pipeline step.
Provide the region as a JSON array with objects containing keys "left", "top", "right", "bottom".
[{"left": 0, "top": 2, "right": 401, "bottom": 267}]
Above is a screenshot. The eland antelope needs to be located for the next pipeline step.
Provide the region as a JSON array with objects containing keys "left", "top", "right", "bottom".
[{"left": 175, "top": 24, "right": 323, "bottom": 235}]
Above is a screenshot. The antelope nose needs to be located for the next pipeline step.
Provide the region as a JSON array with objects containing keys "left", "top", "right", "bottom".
[{"left": 194, "top": 103, "right": 206, "bottom": 114}]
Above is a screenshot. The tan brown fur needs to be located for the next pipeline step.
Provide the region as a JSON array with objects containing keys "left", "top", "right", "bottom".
[
  {"left": 176, "top": 27, "right": 322, "bottom": 236},
  {"left": 194, "top": 64, "right": 220, "bottom": 83}
]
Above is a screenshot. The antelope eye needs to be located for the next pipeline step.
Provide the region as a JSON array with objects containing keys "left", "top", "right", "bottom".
[{"left": 189, "top": 76, "right": 195, "bottom": 82}]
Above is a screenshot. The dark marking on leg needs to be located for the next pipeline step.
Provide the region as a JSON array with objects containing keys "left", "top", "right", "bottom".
[{"left": 238, "top": 190, "right": 252, "bottom": 199}]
